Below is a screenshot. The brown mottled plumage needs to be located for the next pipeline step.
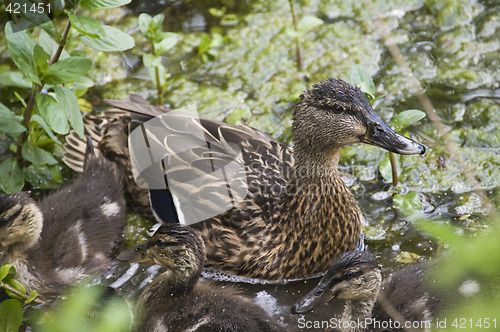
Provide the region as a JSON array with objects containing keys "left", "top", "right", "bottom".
[
  {"left": 117, "top": 224, "right": 286, "bottom": 332},
  {"left": 63, "top": 78, "right": 424, "bottom": 280},
  {"left": 0, "top": 143, "right": 125, "bottom": 301},
  {"left": 292, "top": 251, "right": 438, "bottom": 332}
]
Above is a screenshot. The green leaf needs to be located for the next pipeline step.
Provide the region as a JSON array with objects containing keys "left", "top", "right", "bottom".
[
  {"left": 150, "top": 14, "right": 164, "bottom": 33},
  {"left": 297, "top": 15, "right": 323, "bottom": 33},
  {"left": 0, "top": 159, "right": 25, "bottom": 194},
  {"left": 412, "top": 218, "right": 463, "bottom": 245},
  {"left": 390, "top": 109, "right": 426, "bottom": 133},
  {"left": 43, "top": 56, "right": 92, "bottom": 85},
  {"left": 30, "top": 114, "right": 62, "bottom": 145},
  {"left": 0, "top": 264, "right": 15, "bottom": 282},
  {"left": 67, "top": 10, "right": 106, "bottom": 38},
  {"left": 14, "top": 0, "right": 54, "bottom": 34},
  {"left": 393, "top": 192, "right": 424, "bottom": 217},
  {"left": 0, "top": 71, "right": 31, "bottom": 88},
  {"left": 25, "top": 164, "right": 63, "bottom": 189},
  {"left": 36, "top": 93, "right": 70, "bottom": 134},
  {"left": 208, "top": 7, "right": 226, "bottom": 17},
  {"left": 22, "top": 143, "right": 58, "bottom": 167},
  {"left": 220, "top": 14, "right": 238, "bottom": 26},
  {"left": 81, "top": 25, "right": 134, "bottom": 51},
  {"left": 378, "top": 153, "right": 401, "bottom": 182},
  {"left": 80, "top": 0, "right": 131, "bottom": 10},
  {"left": 54, "top": 86, "right": 84, "bottom": 139},
  {"left": 154, "top": 33, "right": 178, "bottom": 54},
  {"left": 25, "top": 290, "right": 39, "bottom": 304},
  {"left": 349, "top": 65, "right": 376, "bottom": 100},
  {"left": 72, "top": 76, "right": 95, "bottom": 97},
  {"left": 0, "top": 299, "right": 23, "bottom": 332},
  {"left": 38, "top": 29, "right": 70, "bottom": 60},
  {"left": 5, "top": 279, "right": 26, "bottom": 296},
  {"left": 138, "top": 13, "right": 152, "bottom": 36},
  {"left": 143, "top": 54, "right": 167, "bottom": 86},
  {"left": 0, "top": 103, "right": 26, "bottom": 134},
  {"left": 33, "top": 45, "right": 50, "bottom": 74},
  {"left": 4, "top": 22, "right": 40, "bottom": 85}
]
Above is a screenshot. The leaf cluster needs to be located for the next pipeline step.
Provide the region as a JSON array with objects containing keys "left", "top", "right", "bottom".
[{"left": 0, "top": 0, "right": 134, "bottom": 193}]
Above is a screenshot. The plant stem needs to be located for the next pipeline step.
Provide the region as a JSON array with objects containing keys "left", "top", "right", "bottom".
[
  {"left": 50, "top": 21, "right": 72, "bottom": 65},
  {"left": 288, "top": 0, "right": 302, "bottom": 70},
  {"left": 15, "top": 21, "right": 73, "bottom": 168},
  {"left": 389, "top": 152, "right": 398, "bottom": 187},
  {"left": 151, "top": 43, "right": 164, "bottom": 105},
  {"left": 1, "top": 283, "right": 46, "bottom": 305},
  {"left": 15, "top": 85, "right": 41, "bottom": 166}
]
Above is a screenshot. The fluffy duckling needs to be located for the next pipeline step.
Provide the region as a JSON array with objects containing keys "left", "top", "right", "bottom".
[
  {"left": 0, "top": 142, "right": 126, "bottom": 302},
  {"left": 292, "top": 251, "right": 437, "bottom": 331},
  {"left": 67, "top": 78, "right": 425, "bottom": 281},
  {"left": 117, "top": 223, "right": 286, "bottom": 332}
]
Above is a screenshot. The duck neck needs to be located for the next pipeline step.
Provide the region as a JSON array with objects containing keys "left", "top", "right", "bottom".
[
  {"left": 139, "top": 259, "right": 202, "bottom": 312},
  {"left": 292, "top": 146, "right": 342, "bottom": 180},
  {"left": 340, "top": 297, "right": 377, "bottom": 332}
]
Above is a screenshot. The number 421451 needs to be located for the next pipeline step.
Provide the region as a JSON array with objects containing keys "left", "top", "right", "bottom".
[
  {"left": 452, "top": 318, "right": 496, "bottom": 329},
  {"left": 6, "top": 2, "right": 51, "bottom": 14}
]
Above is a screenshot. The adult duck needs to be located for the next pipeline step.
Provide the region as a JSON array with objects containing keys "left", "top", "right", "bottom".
[
  {"left": 0, "top": 142, "right": 126, "bottom": 301},
  {"left": 66, "top": 78, "right": 425, "bottom": 280},
  {"left": 117, "top": 223, "right": 286, "bottom": 332}
]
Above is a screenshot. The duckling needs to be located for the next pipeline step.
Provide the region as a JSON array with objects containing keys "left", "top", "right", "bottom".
[
  {"left": 0, "top": 142, "right": 126, "bottom": 302},
  {"left": 66, "top": 78, "right": 425, "bottom": 280},
  {"left": 292, "top": 251, "right": 438, "bottom": 331},
  {"left": 117, "top": 223, "right": 287, "bottom": 332}
]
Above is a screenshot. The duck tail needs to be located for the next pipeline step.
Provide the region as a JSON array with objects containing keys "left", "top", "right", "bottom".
[{"left": 62, "top": 110, "right": 130, "bottom": 173}]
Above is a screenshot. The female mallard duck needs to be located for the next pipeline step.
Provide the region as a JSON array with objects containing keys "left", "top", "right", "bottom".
[
  {"left": 0, "top": 142, "right": 126, "bottom": 302},
  {"left": 117, "top": 223, "right": 286, "bottom": 332},
  {"left": 292, "top": 251, "right": 438, "bottom": 331},
  {"left": 65, "top": 78, "right": 425, "bottom": 281}
]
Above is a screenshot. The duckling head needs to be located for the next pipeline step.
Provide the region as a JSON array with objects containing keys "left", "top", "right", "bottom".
[
  {"left": 292, "top": 251, "right": 381, "bottom": 314},
  {"left": 0, "top": 193, "right": 43, "bottom": 255},
  {"left": 118, "top": 224, "right": 205, "bottom": 286},
  {"left": 292, "top": 78, "right": 425, "bottom": 166}
]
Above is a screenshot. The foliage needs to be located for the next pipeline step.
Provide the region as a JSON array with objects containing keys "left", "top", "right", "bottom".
[
  {"left": 412, "top": 216, "right": 500, "bottom": 330},
  {"left": 0, "top": 264, "right": 40, "bottom": 332},
  {"left": 0, "top": 0, "right": 134, "bottom": 193},
  {"left": 349, "top": 65, "right": 426, "bottom": 187},
  {"left": 138, "top": 13, "right": 178, "bottom": 105},
  {"left": 35, "top": 285, "right": 133, "bottom": 332}
]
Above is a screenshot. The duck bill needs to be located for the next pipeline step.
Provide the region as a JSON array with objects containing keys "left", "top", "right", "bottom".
[
  {"left": 116, "top": 243, "right": 151, "bottom": 263},
  {"left": 362, "top": 113, "right": 425, "bottom": 155},
  {"left": 291, "top": 284, "right": 334, "bottom": 314}
]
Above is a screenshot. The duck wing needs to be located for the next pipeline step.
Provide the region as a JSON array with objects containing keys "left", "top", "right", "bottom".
[{"left": 105, "top": 98, "right": 294, "bottom": 225}]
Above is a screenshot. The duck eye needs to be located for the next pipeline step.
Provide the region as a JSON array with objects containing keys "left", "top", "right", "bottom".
[
  {"left": 0, "top": 217, "right": 9, "bottom": 225},
  {"left": 314, "top": 289, "right": 324, "bottom": 297},
  {"left": 333, "top": 104, "right": 343, "bottom": 113}
]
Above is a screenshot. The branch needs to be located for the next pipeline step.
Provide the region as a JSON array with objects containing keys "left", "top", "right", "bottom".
[
  {"left": 0, "top": 283, "right": 46, "bottom": 305},
  {"left": 15, "top": 20, "right": 73, "bottom": 168}
]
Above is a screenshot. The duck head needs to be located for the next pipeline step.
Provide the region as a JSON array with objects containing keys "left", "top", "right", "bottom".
[
  {"left": 292, "top": 78, "right": 425, "bottom": 164},
  {"left": 0, "top": 193, "right": 43, "bottom": 255},
  {"left": 117, "top": 224, "right": 205, "bottom": 280},
  {"left": 291, "top": 251, "right": 381, "bottom": 314}
]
